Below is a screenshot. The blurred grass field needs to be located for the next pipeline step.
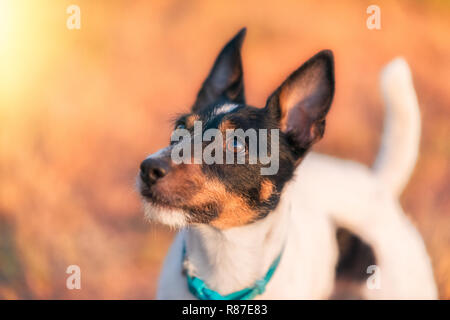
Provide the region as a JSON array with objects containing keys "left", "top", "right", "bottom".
[{"left": 0, "top": 0, "right": 449, "bottom": 299}]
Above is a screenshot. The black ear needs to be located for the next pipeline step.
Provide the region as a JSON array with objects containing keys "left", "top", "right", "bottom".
[
  {"left": 265, "top": 50, "right": 335, "bottom": 151},
  {"left": 192, "top": 28, "right": 246, "bottom": 113}
]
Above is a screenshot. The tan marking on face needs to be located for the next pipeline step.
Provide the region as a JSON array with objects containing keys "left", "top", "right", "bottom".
[
  {"left": 187, "top": 179, "right": 225, "bottom": 206},
  {"left": 218, "top": 119, "right": 235, "bottom": 132},
  {"left": 260, "top": 179, "right": 274, "bottom": 201},
  {"left": 187, "top": 178, "right": 258, "bottom": 229},
  {"left": 210, "top": 193, "right": 257, "bottom": 229},
  {"left": 185, "top": 114, "right": 200, "bottom": 128},
  {"left": 152, "top": 162, "right": 205, "bottom": 204}
]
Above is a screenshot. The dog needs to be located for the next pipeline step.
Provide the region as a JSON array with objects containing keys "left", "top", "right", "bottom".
[{"left": 137, "top": 28, "right": 437, "bottom": 299}]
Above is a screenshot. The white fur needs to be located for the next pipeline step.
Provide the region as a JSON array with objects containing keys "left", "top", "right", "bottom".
[
  {"left": 143, "top": 201, "right": 187, "bottom": 228},
  {"left": 155, "top": 59, "right": 437, "bottom": 299},
  {"left": 213, "top": 103, "right": 239, "bottom": 116},
  {"left": 373, "top": 58, "right": 421, "bottom": 196},
  {"left": 145, "top": 146, "right": 171, "bottom": 160}
]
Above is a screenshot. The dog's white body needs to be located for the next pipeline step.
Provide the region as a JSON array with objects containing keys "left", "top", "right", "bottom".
[{"left": 155, "top": 59, "right": 437, "bottom": 299}]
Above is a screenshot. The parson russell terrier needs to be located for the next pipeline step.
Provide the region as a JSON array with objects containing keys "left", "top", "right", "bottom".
[{"left": 137, "top": 28, "right": 437, "bottom": 299}]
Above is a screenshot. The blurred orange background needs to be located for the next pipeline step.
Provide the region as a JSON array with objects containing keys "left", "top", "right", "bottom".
[{"left": 0, "top": 0, "right": 449, "bottom": 299}]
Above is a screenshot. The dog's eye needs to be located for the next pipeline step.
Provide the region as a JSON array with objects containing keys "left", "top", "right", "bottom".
[{"left": 226, "top": 137, "right": 245, "bottom": 154}]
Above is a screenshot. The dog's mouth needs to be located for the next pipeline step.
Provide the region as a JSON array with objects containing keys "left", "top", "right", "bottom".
[
  {"left": 137, "top": 177, "right": 191, "bottom": 228},
  {"left": 137, "top": 176, "right": 181, "bottom": 209},
  {"left": 139, "top": 186, "right": 153, "bottom": 200},
  {"left": 139, "top": 185, "right": 170, "bottom": 207}
]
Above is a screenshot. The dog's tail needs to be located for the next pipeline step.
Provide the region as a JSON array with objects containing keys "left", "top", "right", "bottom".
[{"left": 372, "top": 58, "right": 421, "bottom": 197}]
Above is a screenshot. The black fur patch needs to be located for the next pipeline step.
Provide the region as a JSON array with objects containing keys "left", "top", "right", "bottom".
[{"left": 335, "top": 227, "right": 376, "bottom": 281}]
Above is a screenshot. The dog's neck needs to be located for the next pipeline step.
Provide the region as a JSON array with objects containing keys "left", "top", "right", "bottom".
[{"left": 183, "top": 184, "right": 292, "bottom": 295}]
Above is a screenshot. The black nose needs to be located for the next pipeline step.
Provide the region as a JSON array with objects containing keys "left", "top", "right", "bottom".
[{"left": 140, "top": 158, "right": 170, "bottom": 186}]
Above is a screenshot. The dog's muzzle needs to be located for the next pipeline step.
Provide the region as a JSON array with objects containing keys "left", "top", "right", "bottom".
[{"left": 139, "top": 157, "right": 170, "bottom": 187}]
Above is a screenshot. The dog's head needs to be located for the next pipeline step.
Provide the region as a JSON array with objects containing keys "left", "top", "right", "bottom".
[{"left": 138, "top": 28, "right": 334, "bottom": 229}]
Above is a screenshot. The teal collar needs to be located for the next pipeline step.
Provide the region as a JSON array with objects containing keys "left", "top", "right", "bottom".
[{"left": 183, "top": 243, "right": 284, "bottom": 300}]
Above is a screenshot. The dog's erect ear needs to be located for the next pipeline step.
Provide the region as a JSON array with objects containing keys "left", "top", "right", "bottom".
[
  {"left": 192, "top": 28, "right": 246, "bottom": 113},
  {"left": 265, "top": 50, "right": 334, "bottom": 152}
]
